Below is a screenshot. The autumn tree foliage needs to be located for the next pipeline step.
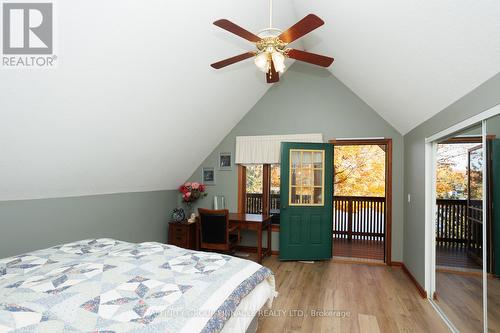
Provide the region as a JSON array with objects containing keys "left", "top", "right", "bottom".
[
  {"left": 246, "top": 165, "right": 263, "bottom": 194},
  {"left": 246, "top": 146, "right": 388, "bottom": 198},
  {"left": 436, "top": 143, "right": 481, "bottom": 199},
  {"left": 334, "top": 145, "right": 386, "bottom": 197}
]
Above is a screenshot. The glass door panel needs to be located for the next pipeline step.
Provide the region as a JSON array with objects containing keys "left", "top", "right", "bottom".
[
  {"left": 486, "top": 115, "right": 500, "bottom": 332},
  {"left": 434, "top": 123, "right": 484, "bottom": 333},
  {"left": 288, "top": 149, "right": 324, "bottom": 206}
]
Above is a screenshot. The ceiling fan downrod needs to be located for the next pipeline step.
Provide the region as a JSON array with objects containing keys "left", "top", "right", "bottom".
[{"left": 269, "top": 0, "right": 273, "bottom": 29}]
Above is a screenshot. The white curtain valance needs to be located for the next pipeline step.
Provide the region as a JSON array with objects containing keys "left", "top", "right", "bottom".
[{"left": 235, "top": 133, "right": 323, "bottom": 165}]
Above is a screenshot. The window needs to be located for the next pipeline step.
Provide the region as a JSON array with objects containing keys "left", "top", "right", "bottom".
[
  {"left": 246, "top": 165, "right": 263, "bottom": 213},
  {"left": 270, "top": 164, "right": 280, "bottom": 214},
  {"left": 238, "top": 164, "right": 281, "bottom": 216}
]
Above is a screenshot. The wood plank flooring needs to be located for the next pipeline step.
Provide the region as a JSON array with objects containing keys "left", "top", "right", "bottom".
[
  {"left": 333, "top": 239, "right": 384, "bottom": 261},
  {"left": 256, "top": 256, "right": 449, "bottom": 333},
  {"left": 435, "top": 271, "right": 483, "bottom": 332},
  {"left": 436, "top": 245, "right": 482, "bottom": 270},
  {"left": 435, "top": 271, "right": 500, "bottom": 332}
]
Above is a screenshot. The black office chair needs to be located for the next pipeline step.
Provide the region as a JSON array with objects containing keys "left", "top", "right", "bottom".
[
  {"left": 271, "top": 212, "right": 280, "bottom": 226},
  {"left": 198, "top": 208, "right": 240, "bottom": 253}
]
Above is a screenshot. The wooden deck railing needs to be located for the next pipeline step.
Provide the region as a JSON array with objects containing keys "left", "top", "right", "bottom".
[
  {"left": 246, "top": 193, "right": 280, "bottom": 214},
  {"left": 333, "top": 196, "right": 386, "bottom": 241},
  {"left": 435, "top": 199, "right": 482, "bottom": 255},
  {"left": 436, "top": 199, "right": 468, "bottom": 247},
  {"left": 246, "top": 194, "right": 387, "bottom": 243}
]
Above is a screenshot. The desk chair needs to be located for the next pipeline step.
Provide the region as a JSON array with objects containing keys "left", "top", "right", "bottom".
[{"left": 198, "top": 208, "right": 240, "bottom": 253}]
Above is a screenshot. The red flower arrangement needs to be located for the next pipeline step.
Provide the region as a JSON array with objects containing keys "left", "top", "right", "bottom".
[{"left": 178, "top": 182, "right": 207, "bottom": 206}]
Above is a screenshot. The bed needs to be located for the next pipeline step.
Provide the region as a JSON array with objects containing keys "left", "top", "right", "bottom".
[{"left": 0, "top": 239, "right": 277, "bottom": 333}]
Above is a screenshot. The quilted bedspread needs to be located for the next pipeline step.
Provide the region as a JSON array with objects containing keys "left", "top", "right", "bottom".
[{"left": 0, "top": 239, "right": 275, "bottom": 333}]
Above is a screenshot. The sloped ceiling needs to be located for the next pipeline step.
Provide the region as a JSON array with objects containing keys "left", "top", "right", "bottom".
[
  {"left": 292, "top": 0, "right": 500, "bottom": 134},
  {"left": 1, "top": 0, "right": 500, "bottom": 200},
  {"left": 0, "top": 0, "right": 297, "bottom": 200}
]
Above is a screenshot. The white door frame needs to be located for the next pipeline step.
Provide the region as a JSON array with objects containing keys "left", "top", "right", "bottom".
[{"left": 424, "top": 103, "right": 500, "bottom": 332}]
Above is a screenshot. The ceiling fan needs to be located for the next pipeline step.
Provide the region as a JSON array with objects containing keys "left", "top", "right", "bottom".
[{"left": 210, "top": 0, "right": 334, "bottom": 83}]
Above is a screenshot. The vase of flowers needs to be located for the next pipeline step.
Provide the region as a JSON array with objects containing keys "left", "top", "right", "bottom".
[{"left": 178, "top": 182, "right": 207, "bottom": 216}]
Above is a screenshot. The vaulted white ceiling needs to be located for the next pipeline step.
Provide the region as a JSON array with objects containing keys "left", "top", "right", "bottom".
[
  {"left": 1, "top": 0, "right": 500, "bottom": 200},
  {"left": 293, "top": 0, "right": 500, "bottom": 133}
]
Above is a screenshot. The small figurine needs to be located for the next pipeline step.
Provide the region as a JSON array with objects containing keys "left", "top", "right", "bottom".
[{"left": 187, "top": 213, "right": 197, "bottom": 224}]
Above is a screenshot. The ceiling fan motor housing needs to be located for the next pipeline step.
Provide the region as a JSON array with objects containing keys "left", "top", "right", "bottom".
[{"left": 256, "top": 37, "right": 287, "bottom": 55}]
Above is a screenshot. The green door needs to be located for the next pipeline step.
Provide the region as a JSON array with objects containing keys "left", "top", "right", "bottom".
[{"left": 279, "top": 142, "right": 333, "bottom": 260}]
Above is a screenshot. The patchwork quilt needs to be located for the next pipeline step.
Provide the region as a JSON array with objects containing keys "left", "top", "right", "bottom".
[{"left": 0, "top": 239, "right": 275, "bottom": 333}]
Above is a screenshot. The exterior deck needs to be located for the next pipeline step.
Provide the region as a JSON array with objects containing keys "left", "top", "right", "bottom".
[{"left": 246, "top": 194, "right": 481, "bottom": 269}]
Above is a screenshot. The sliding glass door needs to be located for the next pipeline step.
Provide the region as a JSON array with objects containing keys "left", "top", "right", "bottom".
[
  {"left": 429, "top": 112, "right": 500, "bottom": 332},
  {"left": 433, "top": 124, "right": 484, "bottom": 332},
  {"left": 485, "top": 115, "right": 500, "bottom": 332}
]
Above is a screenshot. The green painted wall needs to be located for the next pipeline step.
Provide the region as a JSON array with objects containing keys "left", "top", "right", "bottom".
[
  {"left": 404, "top": 72, "right": 500, "bottom": 286},
  {"left": 186, "top": 62, "right": 405, "bottom": 260},
  {"left": 0, "top": 190, "right": 177, "bottom": 258}
]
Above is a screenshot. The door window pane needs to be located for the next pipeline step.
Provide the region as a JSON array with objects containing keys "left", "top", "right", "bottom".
[
  {"left": 313, "top": 152, "right": 323, "bottom": 168},
  {"left": 291, "top": 168, "right": 298, "bottom": 186},
  {"left": 301, "top": 169, "right": 313, "bottom": 186},
  {"left": 301, "top": 187, "right": 313, "bottom": 204},
  {"left": 314, "top": 170, "right": 323, "bottom": 186},
  {"left": 289, "top": 149, "right": 324, "bottom": 206},
  {"left": 313, "top": 188, "right": 323, "bottom": 204},
  {"left": 291, "top": 186, "right": 300, "bottom": 204},
  {"left": 291, "top": 151, "right": 300, "bottom": 168},
  {"left": 302, "top": 152, "right": 313, "bottom": 169}
]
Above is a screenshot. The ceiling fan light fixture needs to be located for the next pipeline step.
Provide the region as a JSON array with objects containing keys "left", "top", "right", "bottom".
[
  {"left": 272, "top": 51, "right": 286, "bottom": 73},
  {"left": 211, "top": 1, "right": 333, "bottom": 83},
  {"left": 254, "top": 52, "right": 270, "bottom": 73}
]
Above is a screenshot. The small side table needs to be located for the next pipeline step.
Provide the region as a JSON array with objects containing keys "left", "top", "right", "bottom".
[{"left": 168, "top": 220, "right": 197, "bottom": 250}]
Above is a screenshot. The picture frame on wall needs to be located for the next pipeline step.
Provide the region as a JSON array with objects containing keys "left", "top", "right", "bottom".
[
  {"left": 202, "top": 167, "right": 216, "bottom": 185},
  {"left": 219, "top": 152, "right": 232, "bottom": 170}
]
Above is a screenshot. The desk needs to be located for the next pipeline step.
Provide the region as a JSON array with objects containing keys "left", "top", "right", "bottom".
[{"left": 229, "top": 213, "right": 272, "bottom": 264}]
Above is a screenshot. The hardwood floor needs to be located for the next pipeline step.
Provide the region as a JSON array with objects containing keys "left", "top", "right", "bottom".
[
  {"left": 488, "top": 275, "right": 500, "bottom": 333},
  {"left": 436, "top": 245, "right": 482, "bottom": 270},
  {"left": 333, "top": 239, "right": 384, "bottom": 261},
  {"left": 435, "top": 271, "right": 500, "bottom": 333},
  {"left": 256, "top": 256, "right": 449, "bottom": 333},
  {"left": 435, "top": 271, "right": 483, "bottom": 332}
]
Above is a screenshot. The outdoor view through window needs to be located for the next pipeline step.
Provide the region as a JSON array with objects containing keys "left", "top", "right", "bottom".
[
  {"left": 436, "top": 143, "right": 481, "bottom": 199},
  {"left": 334, "top": 145, "right": 386, "bottom": 197}
]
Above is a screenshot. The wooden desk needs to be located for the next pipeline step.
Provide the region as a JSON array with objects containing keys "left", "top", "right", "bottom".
[{"left": 229, "top": 213, "right": 272, "bottom": 264}]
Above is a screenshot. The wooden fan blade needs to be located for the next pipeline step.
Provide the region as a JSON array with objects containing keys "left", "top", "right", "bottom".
[
  {"left": 211, "top": 52, "right": 255, "bottom": 69},
  {"left": 287, "top": 49, "right": 334, "bottom": 67},
  {"left": 214, "top": 19, "right": 261, "bottom": 43},
  {"left": 278, "top": 14, "right": 324, "bottom": 44},
  {"left": 266, "top": 61, "right": 280, "bottom": 83}
]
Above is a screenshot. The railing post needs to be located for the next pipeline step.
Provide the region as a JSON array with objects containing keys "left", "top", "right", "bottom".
[{"left": 348, "top": 198, "right": 353, "bottom": 242}]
